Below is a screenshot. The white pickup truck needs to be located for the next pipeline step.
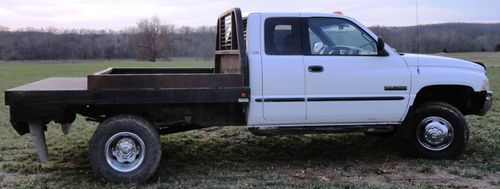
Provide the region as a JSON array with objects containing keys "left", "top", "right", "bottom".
[{"left": 5, "top": 8, "right": 493, "bottom": 183}]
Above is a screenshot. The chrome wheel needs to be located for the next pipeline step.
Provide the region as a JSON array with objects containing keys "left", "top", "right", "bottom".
[
  {"left": 416, "top": 116, "right": 454, "bottom": 151},
  {"left": 105, "top": 132, "right": 145, "bottom": 172}
]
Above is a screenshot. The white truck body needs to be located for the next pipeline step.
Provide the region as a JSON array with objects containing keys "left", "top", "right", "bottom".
[{"left": 244, "top": 12, "right": 490, "bottom": 127}]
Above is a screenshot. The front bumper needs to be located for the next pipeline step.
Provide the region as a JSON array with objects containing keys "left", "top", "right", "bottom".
[{"left": 478, "top": 91, "right": 493, "bottom": 116}]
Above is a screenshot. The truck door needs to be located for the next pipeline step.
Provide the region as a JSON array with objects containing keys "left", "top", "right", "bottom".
[
  {"left": 260, "top": 16, "right": 307, "bottom": 122},
  {"left": 303, "top": 17, "right": 411, "bottom": 123}
]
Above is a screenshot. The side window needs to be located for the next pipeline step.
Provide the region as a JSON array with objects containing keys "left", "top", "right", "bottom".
[
  {"left": 265, "top": 18, "right": 303, "bottom": 55},
  {"left": 308, "top": 18, "right": 377, "bottom": 56}
]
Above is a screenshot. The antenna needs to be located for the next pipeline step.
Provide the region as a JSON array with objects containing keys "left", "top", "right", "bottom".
[{"left": 416, "top": 1, "right": 420, "bottom": 74}]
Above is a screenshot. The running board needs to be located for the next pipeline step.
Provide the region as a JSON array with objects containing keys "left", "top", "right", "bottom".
[{"left": 248, "top": 125, "right": 396, "bottom": 136}]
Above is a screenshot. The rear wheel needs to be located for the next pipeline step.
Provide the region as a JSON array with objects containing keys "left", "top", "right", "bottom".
[
  {"left": 408, "top": 102, "right": 468, "bottom": 159},
  {"left": 89, "top": 115, "right": 161, "bottom": 183}
]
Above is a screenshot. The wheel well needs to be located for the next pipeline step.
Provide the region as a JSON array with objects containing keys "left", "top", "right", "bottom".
[{"left": 413, "top": 85, "right": 479, "bottom": 115}]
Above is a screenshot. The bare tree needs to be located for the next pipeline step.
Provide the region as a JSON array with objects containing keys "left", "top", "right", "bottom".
[
  {"left": 0, "top": 25, "right": 9, "bottom": 32},
  {"left": 136, "top": 16, "right": 166, "bottom": 62}
]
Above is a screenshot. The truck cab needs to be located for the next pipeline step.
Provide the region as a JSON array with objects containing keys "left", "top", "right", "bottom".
[
  {"left": 243, "top": 12, "right": 491, "bottom": 127},
  {"left": 246, "top": 12, "right": 410, "bottom": 126}
]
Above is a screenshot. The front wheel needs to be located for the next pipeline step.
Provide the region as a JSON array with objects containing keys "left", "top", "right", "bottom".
[
  {"left": 89, "top": 115, "right": 161, "bottom": 183},
  {"left": 407, "top": 102, "right": 469, "bottom": 159}
]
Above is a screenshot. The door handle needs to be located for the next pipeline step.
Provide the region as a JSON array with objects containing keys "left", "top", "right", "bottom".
[{"left": 308, "top": 65, "right": 324, "bottom": 73}]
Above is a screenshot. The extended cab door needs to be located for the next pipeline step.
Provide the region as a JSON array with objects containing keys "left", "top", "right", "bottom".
[
  {"left": 260, "top": 16, "right": 307, "bottom": 122},
  {"left": 303, "top": 17, "right": 411, "bottom": 123}
]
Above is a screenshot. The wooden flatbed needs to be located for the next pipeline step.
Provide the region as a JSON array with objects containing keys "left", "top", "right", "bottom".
[
  {"left": 6, "top": 77, "right": 248, "bottom": 106},
  {"left": 6, "top": 74, "right": 249, "bottom": 134}
]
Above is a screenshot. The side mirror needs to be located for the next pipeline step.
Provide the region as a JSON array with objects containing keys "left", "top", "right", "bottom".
[{"left": 377, "top": 37, "right": 389, "bottom": 56}]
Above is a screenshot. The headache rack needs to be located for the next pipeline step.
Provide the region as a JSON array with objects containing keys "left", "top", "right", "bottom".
[{"left": 215, "top": 8, "right": 249, "bottom": 86}]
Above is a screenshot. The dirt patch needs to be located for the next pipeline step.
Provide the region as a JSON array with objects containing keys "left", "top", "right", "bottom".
[{"left": 266, "top": 160, "right": 499, "bottom": 188}]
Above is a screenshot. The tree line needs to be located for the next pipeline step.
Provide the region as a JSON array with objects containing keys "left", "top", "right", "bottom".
[
  {"left": 371, "top": 23, "right": 500, "bottom": 53},
  {"left": 0, "top": 16, "right": 216, "bottom": 61},
  {"left": 0, "top": 19, "right": 499, "bottom": 61}
]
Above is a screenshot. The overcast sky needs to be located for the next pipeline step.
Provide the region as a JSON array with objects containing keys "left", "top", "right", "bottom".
[{"left": 1, "top": 0, "right": 499, "bottom": 30}]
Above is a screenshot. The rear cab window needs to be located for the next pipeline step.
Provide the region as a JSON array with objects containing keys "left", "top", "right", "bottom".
[{"left": 264, "top": 18, "right": 304, "bottom": 55}]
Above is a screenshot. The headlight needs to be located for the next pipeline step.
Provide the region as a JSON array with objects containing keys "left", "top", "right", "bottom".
[{"left": 481, "top": 79, "right": 490, "bottom": 91}]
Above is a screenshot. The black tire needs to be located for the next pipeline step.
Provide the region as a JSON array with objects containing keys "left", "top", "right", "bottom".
[
  {"left": 408, "top": 102, "right": 469, "bottom": 159},
  {"left": 89, "top": 115, "right": 161, "bottom": 183}
]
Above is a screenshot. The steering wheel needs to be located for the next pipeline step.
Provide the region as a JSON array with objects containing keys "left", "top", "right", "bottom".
[{"left": 325, "top": 46, "right": 362, "bottom": 55}]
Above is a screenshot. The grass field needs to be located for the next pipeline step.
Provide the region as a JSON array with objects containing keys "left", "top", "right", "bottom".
[{"left": 0, "top": 53, "right": 498, "bottom": 188}]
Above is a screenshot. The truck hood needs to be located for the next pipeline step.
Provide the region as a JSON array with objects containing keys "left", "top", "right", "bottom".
[{"left": 401, "top": 54, "right": 485, "bottom": 72}]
